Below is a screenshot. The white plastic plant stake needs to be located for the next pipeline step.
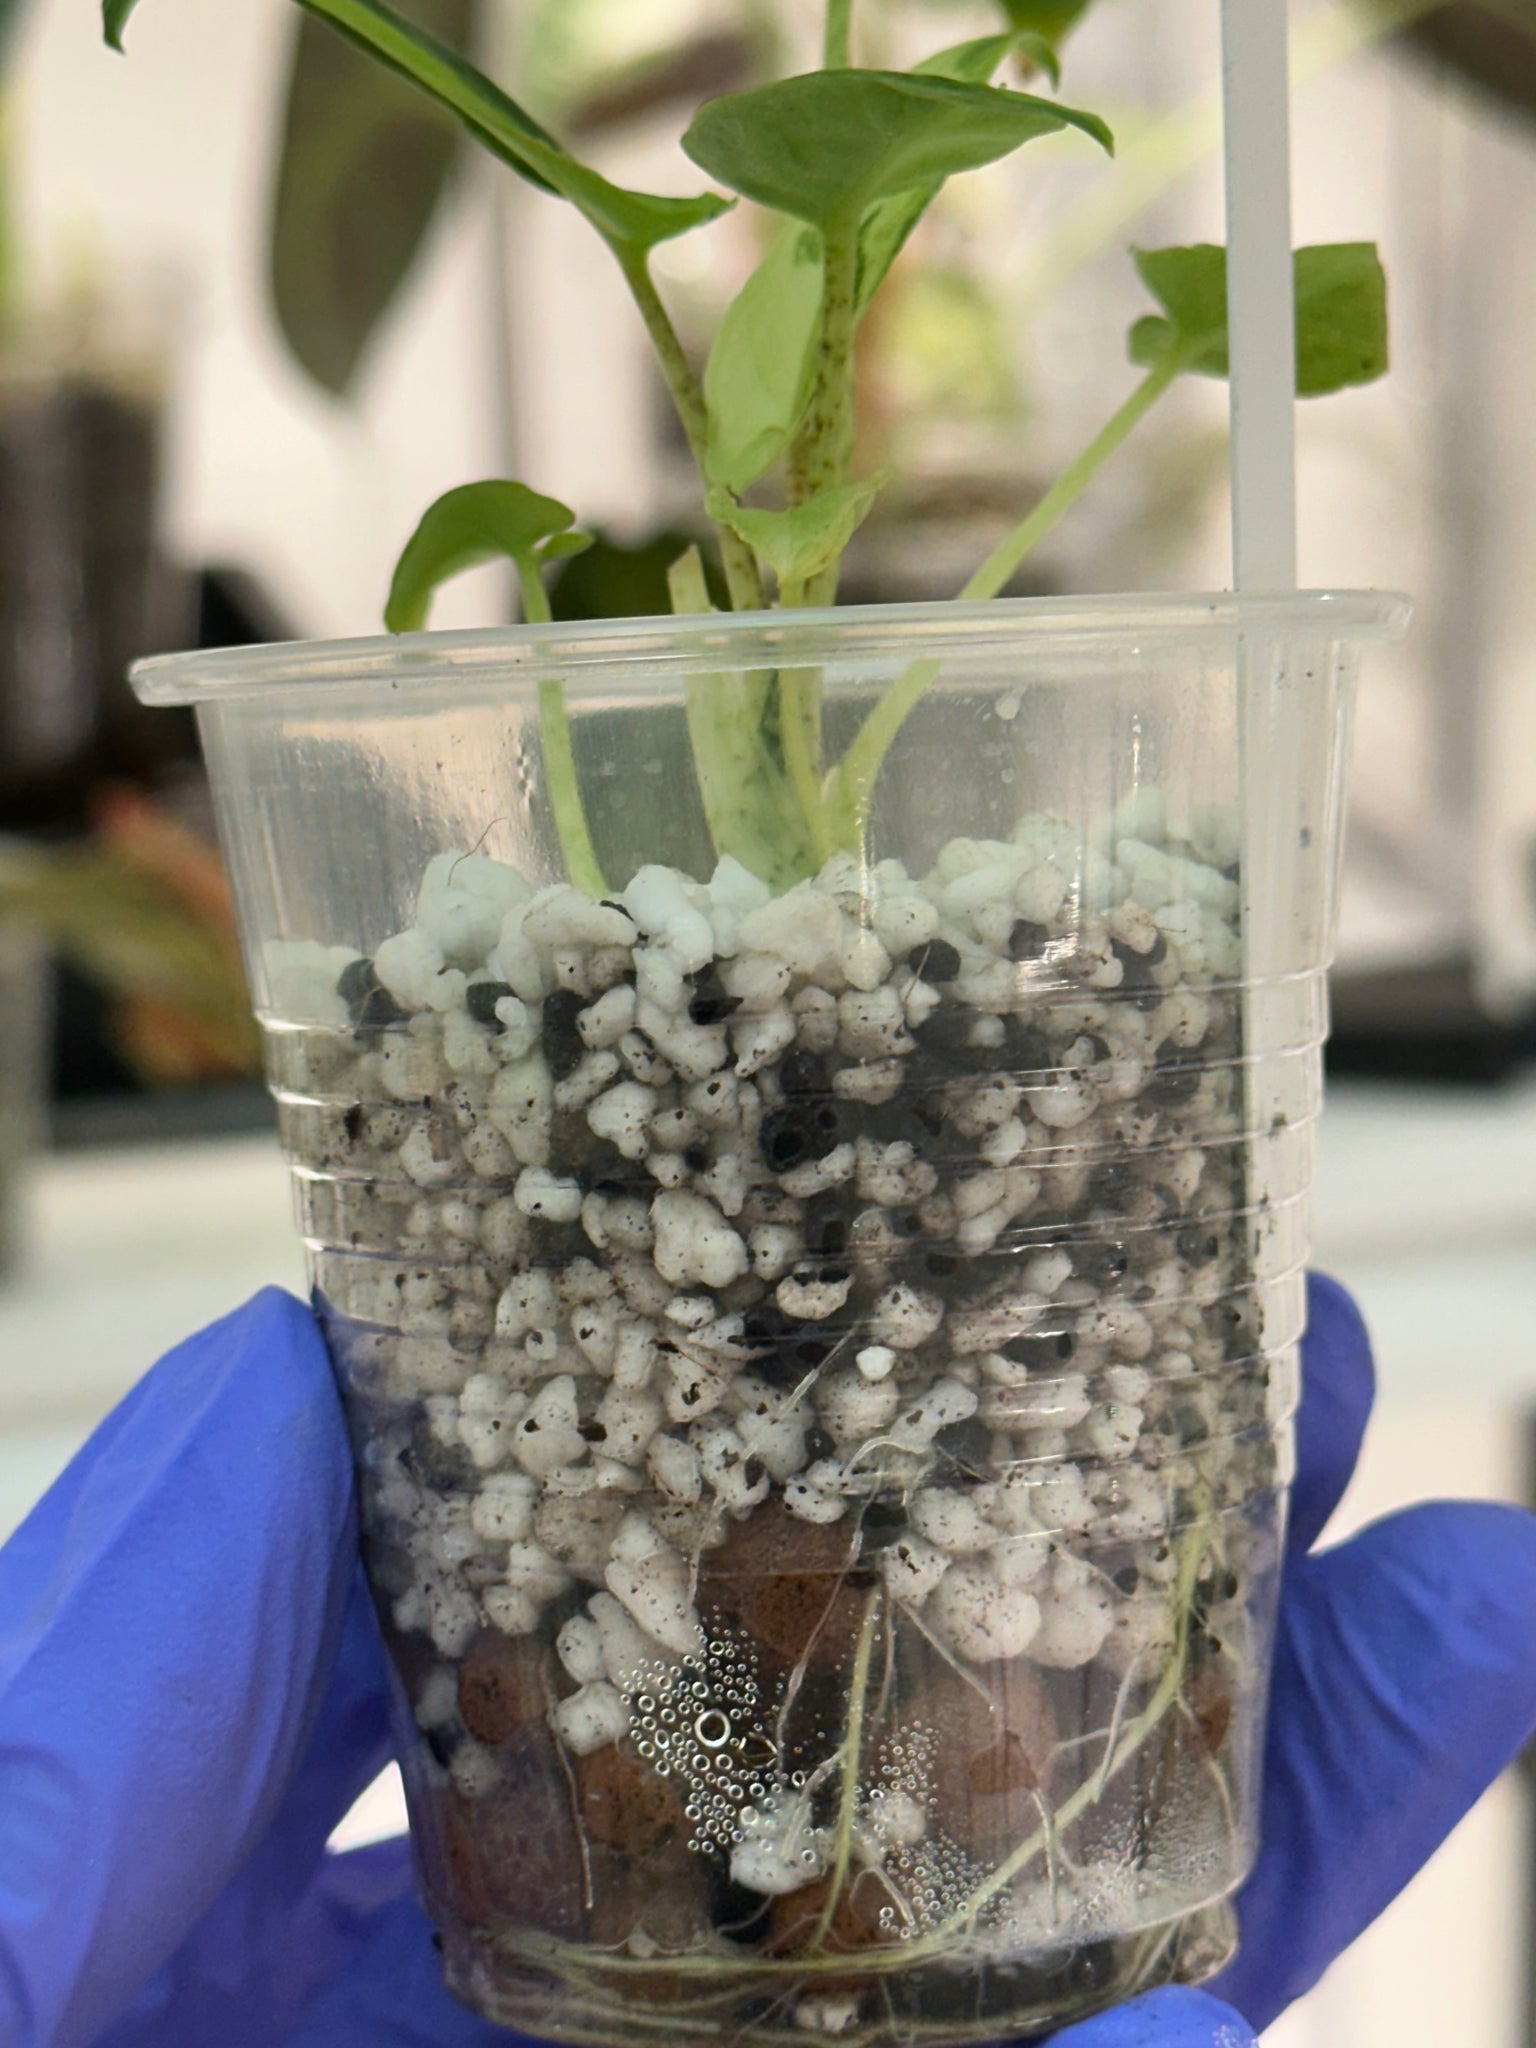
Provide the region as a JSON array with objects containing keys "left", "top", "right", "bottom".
[
  {"left": 1221, "top": 0, "right": 1298, "bottom": 590},
  {"left": 1223, "top": 0, "right": 1305, "bottom": 1287}
]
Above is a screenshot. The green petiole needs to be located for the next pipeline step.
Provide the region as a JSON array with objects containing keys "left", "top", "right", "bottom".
[
  {"left": 778, "top": 666, "right": 831, "bottom": 863},
  {"left": 960, "top": 354, "right": 1185, "bottom": 602},
  {"left": 789, "top": 211, "right": 859, "bottom": 539},
  {"left": 669, "top": 549, "right": 817, "bottom": 888},
  {"left": 516, "top": 563, "right": 608, "bottom": 900},
  {"left": 536, "top": 679, "right": 606, "bottom": 899},
  {"left": 826, "top": 352, "right": 1188, "bottom": 849},
  {"left": 823, "top": 0, "right": 855, "bottom": 70},
  {"left": 618, "top": 251, "right": 767, "bottom": 613}
]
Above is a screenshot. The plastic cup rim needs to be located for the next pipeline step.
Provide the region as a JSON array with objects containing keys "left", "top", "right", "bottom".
[{"left": 130, "top": 588, "right": 1412, "bottom": 707}]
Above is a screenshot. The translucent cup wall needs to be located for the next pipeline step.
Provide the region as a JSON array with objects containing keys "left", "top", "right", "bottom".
[{"left": 135, "top": 592, "right": 1406, "bottom": 2048}]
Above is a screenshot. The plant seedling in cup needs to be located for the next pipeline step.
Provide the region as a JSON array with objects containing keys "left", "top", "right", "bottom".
[{"left": 105, "top": 5, "right": 1394, "bottom": 2044}]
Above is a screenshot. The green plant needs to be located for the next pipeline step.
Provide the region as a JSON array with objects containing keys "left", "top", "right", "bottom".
[{"left": 105, "top": 0, "right": 1388, "bottom": 897}]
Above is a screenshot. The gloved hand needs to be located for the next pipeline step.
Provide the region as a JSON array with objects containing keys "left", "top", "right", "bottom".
[{"left": 2, "top": 1278, "right": 1534, "bottom": 2048}]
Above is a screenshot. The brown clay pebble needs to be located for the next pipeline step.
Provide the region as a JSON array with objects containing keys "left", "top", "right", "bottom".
[
  {"left": 766, "top": 1871, "right": 895, "bottom": 1957},
  {"left": 584, "top": 1846, "right": 715, "bottom": 2007},
  {"left": 456, "top": 1629, "right": 553, "bottom": 1746},
  {"left": 442, "top": 1732, "right": 584, "bottom": 1936},
  {"left": 905, "top": 1657, "right": 1058, "bottom": 1828},
  {"left": 766, "top": 1871, "right": 897, "bottom": 1997},
  {"left": 587, "top": 1844, "right": 711, "bottom": 1949},
  {"left": 701, "top": 1500, "right": 865, "bottom": 1669},
  {"left": 576, "top": 1739, "right": 686, "bottom": 1855},
  {"left": 1189, "top": 1668, "right": 1233, "bottom": 1756}
]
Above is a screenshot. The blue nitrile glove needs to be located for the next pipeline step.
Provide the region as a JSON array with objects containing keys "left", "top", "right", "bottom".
[{"left": 1, "top": 1277, "right": 1534, "bottom": 2048}]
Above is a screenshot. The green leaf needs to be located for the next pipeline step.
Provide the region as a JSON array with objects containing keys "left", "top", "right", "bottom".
[
  {"left": 1126, "top": 244, "right": 1228, "bottom": 374},
  {"left": 996, "top": 0, "right": 1094, "bottom": 46},
  {"left": 707, "top": 476, "right": 885, "bottom": 589},
  {"left": 307, "top": 0, "right": 729, "bottom": 253},
  {"left": 103, "top": 0, "right": 139, "bottom": 50},
  {"left": 548, "top": 529, "right": 725, "bottom": 620},
  {"left": 539, "top": 529, "right": 594, "bottom": 565},
  {"left": 683, "top": 69, "right": 1111, "bottom": 232},
  {"left": 114, "top": 0, "right": 728, "bottom": 254},
  {"left": 1290, "top": 242, "right": 1390, "bottom": 395},
  {"left": 1128, "top": 242, "right": 1390, "bottom": 395},
  {"left": 857, "top": 30, "right": 1075, "bottom": 313},
  {"left": 385, "top": 480, "right": 581, "bottom": 630},
  {"left": 922, "top": 29, "right": 1060, "bottom": 91},
  {"left": 704, "top": 224, "right": 824, "bottom": 494},
  {"left": 0, "top": 0, "right": 30, "bottom": 60},
  {"left": 270, "top": 2, "right": 478, "bottom": 397}
]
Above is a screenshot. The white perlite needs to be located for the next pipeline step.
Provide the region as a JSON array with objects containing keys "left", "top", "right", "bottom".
[{"left": 295, "top": 796, "right": 1272, "bottom": 1976}]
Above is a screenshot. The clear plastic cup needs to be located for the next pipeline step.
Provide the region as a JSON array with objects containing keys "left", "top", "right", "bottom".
[
  {"left": 0, "top": 917, "right": 48, "bottom": 1275},
  {"left": 133, "top": 592, "right": 1406, "bottom": 2047}
]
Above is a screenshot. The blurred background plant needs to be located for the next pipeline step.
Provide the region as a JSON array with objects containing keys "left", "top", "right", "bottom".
[{"left": 0, "top": 793, "right": 258, "bottom": 1085}]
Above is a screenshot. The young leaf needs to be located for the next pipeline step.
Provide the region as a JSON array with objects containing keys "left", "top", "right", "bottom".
[
  {"left": 1290, "top": 242, "right": 1390, "bottom": 395},
  {"left": 384, "top": 480, "right": 605, "bottom": 895},
  {"left": 0, "top": 0, "right": 29, "bottom": 58},
  {"left": 856, "top": 30, "right": 1078, "bottom": 313},
  {"left": 1128, "top": 242, "right": 1389, "bottom": 394},
  {"left": 923, "top": 29, "right": 1060, "bottom": 90},
  {"left": 996, "top": 0, "right": 1093, "bottom": 46},
  {"left": 539, "top": 530, "right": 595, "bottom": 566},
  {"left": 112, "top": 0, "right": 729, "bottom": 256},
  {"left": 103, "top": 0, "right": 139, "bottom": 49},
  {"left": 707, "top": 476, "right": 885, "bottom": 590},
  {"left": 703, "top": 224, "right": 824, "bottom": 494},
  {"left": 1125, "top": 245, "right": 1229, "bottom": 374},
  {"left": 385, "top": 480, "right": 582, "bottom": 631},
  {"left": 683, "top": 70, "right": 1111, "bottom": 232},
  {"left": 270, "top": 2, "right": 479, "bottom": 397}
]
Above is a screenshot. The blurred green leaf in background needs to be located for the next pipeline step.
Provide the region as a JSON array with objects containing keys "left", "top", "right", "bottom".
[{"left": 269, "top": 0, "right": 480, "bottom": 396}]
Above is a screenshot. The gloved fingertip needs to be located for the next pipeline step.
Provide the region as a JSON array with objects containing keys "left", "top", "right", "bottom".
[
  {"left": 1047, "top": 1984, "right": 1258, "bottom": 2046},
  {"left": 313, "top": 1835, "right": 417, "bottom": 1917},
  {"left": 1225, "top": 1497, "right": 1536, "bottom": 2029},
  {"left": 279, "top": 1895, "right": 517, "bottom": 2047},
  {"left": 0, "top": 1289, "right": 359, "bottom": 2048},
  {"left": 1290, "top": 1271, "right": 1376, "bottom": 1556}
]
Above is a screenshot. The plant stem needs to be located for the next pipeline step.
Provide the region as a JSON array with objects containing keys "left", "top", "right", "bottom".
[
  {"left": 761, "top": 211, "right": 862, "bottom": 856},
  {"left": 617, "top": 251, "right": 766, "bottom": 613},
  {"left": 825, "top": 356, "right": 1188, "bottom": 850},
  {"left": 669, "top": 549, "right": 815, "bottom": 886},
  {"left": 672, "top": 546, "right": 749, "bottom": 856},
  {"left": 519, "top": 560, "right": 607, "bottom": 897},
  {"left": 667, "top": 546, "right": 713, "bottom": 619},
  {"left": 823, "top": 0, "right": 855, "bottom": 68},
  {"left": 961, "top": 357, "right": 1182, "bottom": 601},
  {"left": 537, "top": 683, "right": 606, "bottom": 897},
  {"left": 777, "top": 665, "right": 829, "bottom": 866},
  {"left": 823, "top": 656, "right": 937, "bottom": 856},
  {"left": 790, "top": 213, "right": 859, "bottom": 518}
]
